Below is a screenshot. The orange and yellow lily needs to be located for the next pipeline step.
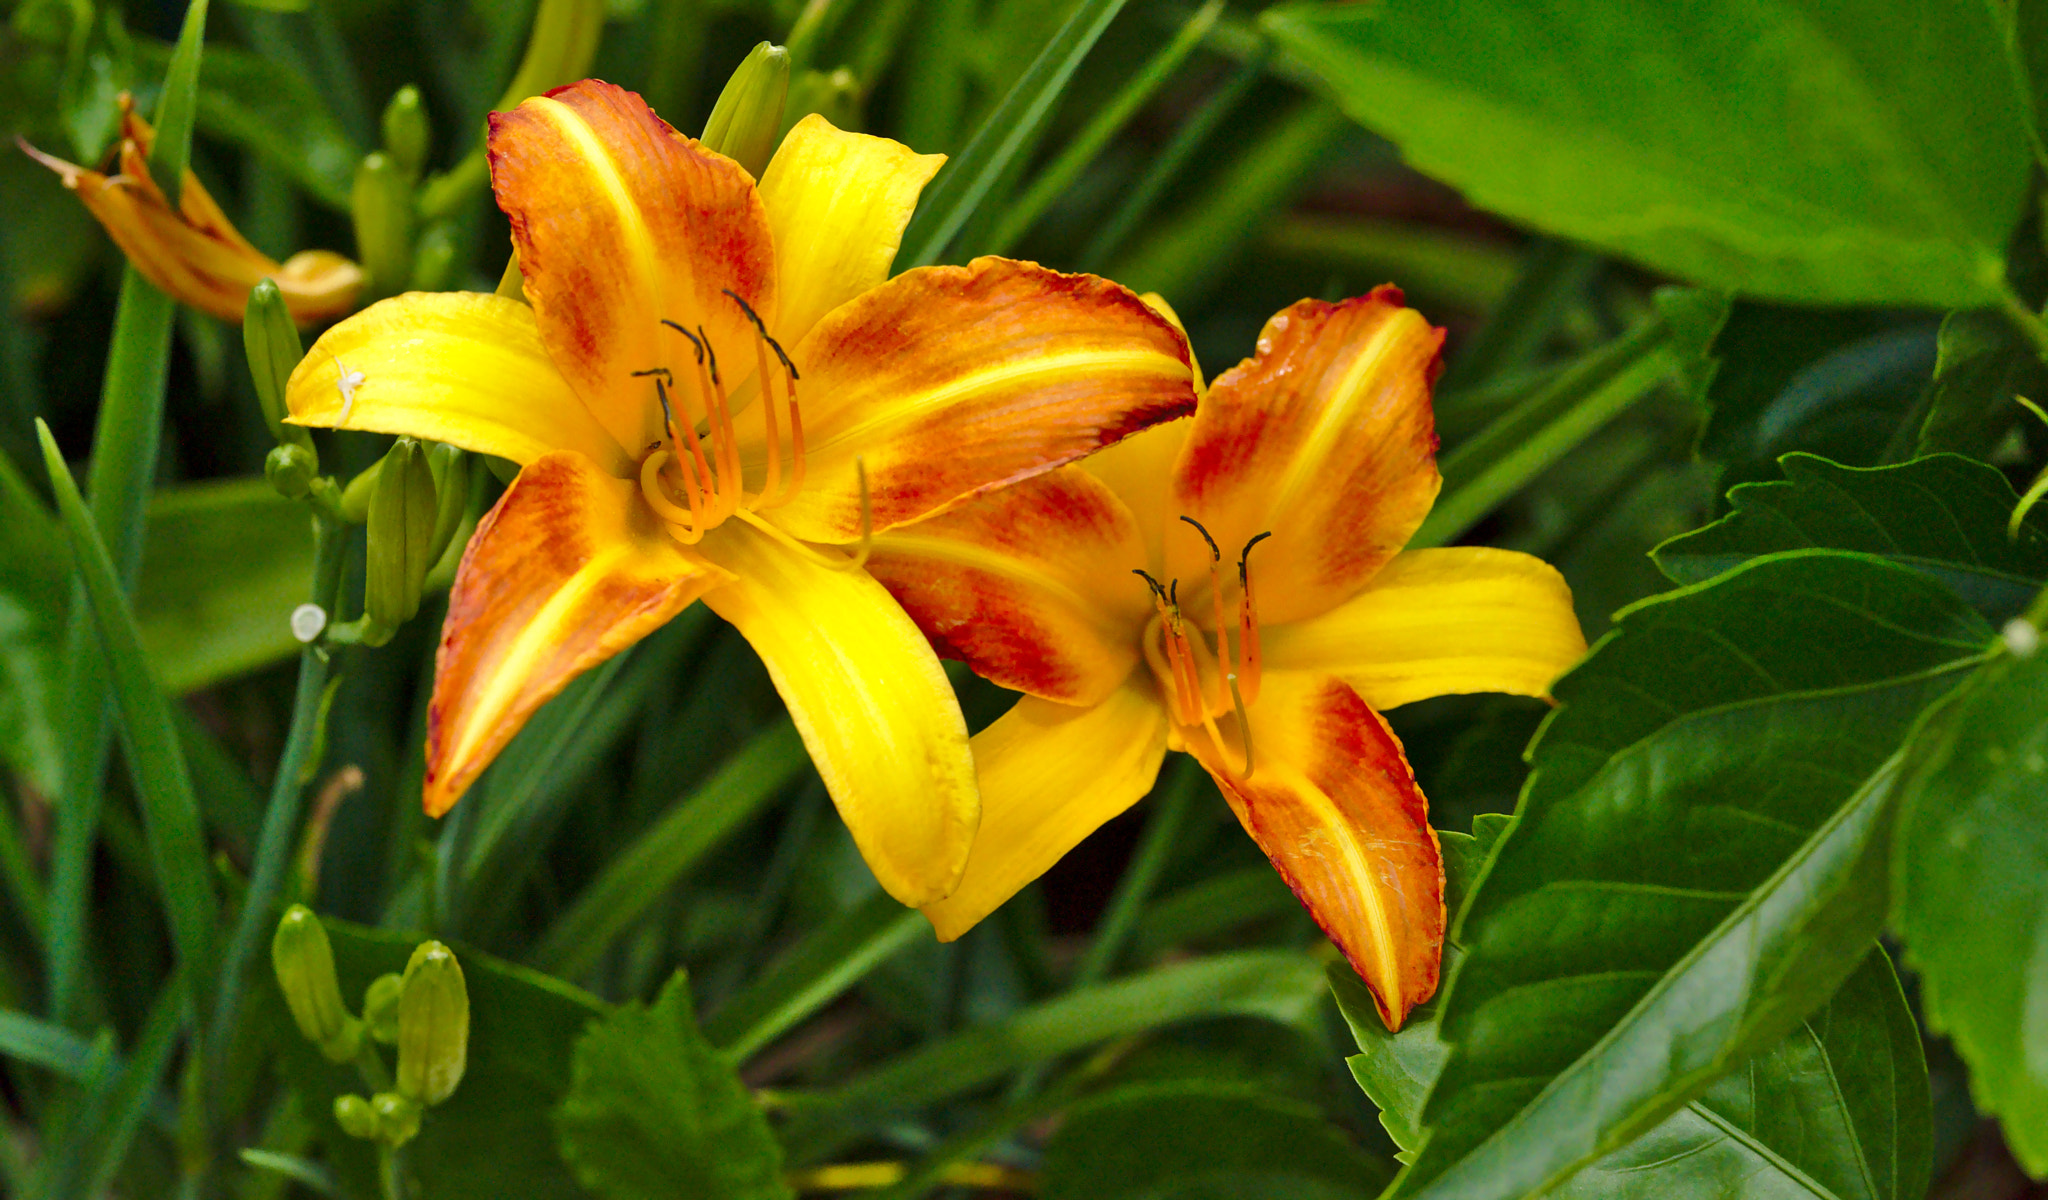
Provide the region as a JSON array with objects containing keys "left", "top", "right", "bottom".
[
  {"left": 282, "top": 80, "right": 1197, "bottom": 906},
  {"left": 19, "top": 94, "right": 363, "bottom": 324},
  {"left": 866, "top": 287, "right": 1588, "bottom": 1027}
]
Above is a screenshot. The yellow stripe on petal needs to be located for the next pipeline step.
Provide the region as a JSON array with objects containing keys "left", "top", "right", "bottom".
[
  {"left": 697, "top": 520, "right": 978, "bottom": 906},
  {"left": 758, "top": 114, "right": 945, "bottom": 348},
  {"left": 751, "top": 257, "right": 1196, "bottom": 545},
  {"left": 286, "top": 292, "right": 634, "bottom": 475},
  {"left": 1188, "top": 671, "right": 1443, "bottom": 1030},
  {"left": 425, "top": 452, "right": 727, "bottom": 816},
  {"left": 922, "top": 681, "right": 1169, "bottom": 941},
  {"left": 1262, "top": 548, "right": 1587, "bottom": 710}
]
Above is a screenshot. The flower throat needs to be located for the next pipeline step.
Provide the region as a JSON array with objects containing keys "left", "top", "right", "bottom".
[{"left": 1136, "top": 518, "right": 1271, "bottom": 778}]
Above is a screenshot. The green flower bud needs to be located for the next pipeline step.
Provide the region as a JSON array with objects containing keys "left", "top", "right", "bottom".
[
  {"left": 484, "top": 454, "right": 521, "bottom": 485},
  {"left": 786, "top": 67, "right": 861, "bottom": 135},
  {"left": 371, "top": 1091, "right": 423, "bottom": 1145},
  {"left": 333, "top": 1094, "right": 381, "bottom": 1140},
  {"left": 426, "top": 443, "right": 470, "bottom": 569},
  {"left": 339, "top": 457, "right": 382, "bottom": 523},
  {"left": 382, "top": 85, "right": 430, "bottom": 181},
  {"left": 396, "top": 941, "right": 468, "bottom": 1106},
  {"left": 265, "top": 443, "right": 318, "bottom": 500},
  {"left": 365, "top": 438, "right": 439, "bottom": 629},
  {"left": 410, "top": 221, "right": 459, "bottom": 293},
  {"left": 702, "top": 42, "right": 790, "bottom": 178},
  {"left": 364, "top": 972, "right": 403, "bottom": 1044},
  {"left": 351, "top": 152, "right": 414, "bottom": 301},
  {"left": 271, "top": 905, "right": 362, "bottom": 1062},
  {"left": 242, "top": 279, "right": 315, "bottom": 453}
]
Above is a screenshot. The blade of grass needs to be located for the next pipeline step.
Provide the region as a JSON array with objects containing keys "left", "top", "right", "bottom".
[
  {"left": 1439, "top": 240, "right": 1602, "bottom": 391},
  {"left": 529, "top": 721, "right": 805, "bottom": 977},
  {"left": 45, "top": 0, "right": 211, "bottom": 1029},
  {"left": 704, "top": 888, "right": 926, "bottom": 1061},
  {"left": 0, "top": 1011, "right": 177, "bottom": 1130},
  {"left": 895, "top": 0, "right": 973, "bottom": 159},
  {"left": 40, "top": 980, "right": 185, "bottom": 1200},
  {"left": 1262, "top": 214, "right": 1521, "bottom": 316},
  {"left": 898, "top": 0, "right": 1135, "bottom": 267},
  {"left": 1075, "top": 48, "right": 1267, "bottom": 272},
  {"left": 984, "top": 0, "right": 1224, "bottom": 256},
  {"left": 38, "top": 423, "right": 218, "bottom": 1022}
]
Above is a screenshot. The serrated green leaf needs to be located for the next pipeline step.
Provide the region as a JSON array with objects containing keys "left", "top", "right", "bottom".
[
  {"left": 555, "top": 972, "right": 791, "bottom": 1200},
  {"left": 1262, "top": 0, "right": 2031, "bottom": 307},
  {"left": 1653, "top": 453, "right": 2048, "bottom": 620},
  {"left": 1039, "top": 1080, "right": 1392, "bottom": 1200},
  {"left": 1393, "top": 552, "right": 1987, "bottom": 1200},
  {"left": 1892, "top": 641, "right": 2048, "bottom": 1175}
]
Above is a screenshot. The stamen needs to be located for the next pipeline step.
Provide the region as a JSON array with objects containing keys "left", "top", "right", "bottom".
[
  {"left": 640, "top": 452, "right": 704, "bottom": 543},
  {"left": 1237, "top": 531, "right": 1272, "bottom": 706},
  {"left": 1180, "top": 516, "right": 1234, "bottom": 712},
  {"left": 655, "top": 377, "right": 713, "bottom": 518},
  {"left": 722, "top": 289, "right": 807, "bottom": 511},
  {"left": 700, "top": 324, "right": 741, "bottom": 519},
  {"left": 847, "top": 456, "right": 872, "bottom": 570}
]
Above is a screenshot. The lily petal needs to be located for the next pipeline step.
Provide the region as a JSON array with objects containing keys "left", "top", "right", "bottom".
[
  {"left": 1172, "top": 287, "right": 1444, "bottom": 626},
  {"left": 921, "top": 681, "right": 1169, "bottom": 941},
  {"left": 490, "top": 79, "right": 776, "bottom": 453},
  {"left": 1188, "top": 670, "right": 1443, "bottom": 1030},
  {"left": 1263, "top": 548, "right": 1587, "bottom": 710},
  {"left": 1080, "top": 418, "right": 1189, "bottom": 577},
  {"left": 868, "top": 467, "right": 1152, "bottom": 706},
  {"left": 697, "top": 521, "right": 978, "bottom": 906},
  {"left": 286, "top": 292, "right": 634, "bottom": 476},
  {"left": 757, "top": 113, "right": 945, "bottom": 348},
  {"left": 425, "top": 451, "right": 727, "bottom": 816},
  {"left": 755, "top": 257, "right": 1196, "bottom": 544}
]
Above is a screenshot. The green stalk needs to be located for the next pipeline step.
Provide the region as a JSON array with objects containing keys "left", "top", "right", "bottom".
[
  {"left": 45, "top": 0, "right": 211, "bottom": 1030},
  {"left": 704, "top": 889, "right": 926, "bottom": 1061},
  {"left": 204, "top": 515, "right": 348, "bottom": 1078}
]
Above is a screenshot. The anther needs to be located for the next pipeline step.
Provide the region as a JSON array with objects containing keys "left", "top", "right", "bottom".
[
  {"left": 697, "top": 325, "right": 721, "bottom": 386},
  {"left": 1133, "top": 569, "right": 1168, "bottom": 604},
  {"left": 1179, "top": 515, "right": 1221, "bottom": 561},
  {"left": 660, "top": 319, "right": 705, "bottom": 365},
  {"left": 1237, "top": 531, "right": 1271, "bottom": 707},
  {"left": 723, "top": 289, "right": 799, "bottom": 380},
  {"left": 1238, "top": 531, "right": 1272, "bottom": 588},
  {"left": 630, "top": 367, "right": 674, "bottom": 386}
]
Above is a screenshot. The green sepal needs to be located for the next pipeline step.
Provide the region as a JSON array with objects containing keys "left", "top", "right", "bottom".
[{"left": 702, "top": 42, "right": 791, "bottom": 177}]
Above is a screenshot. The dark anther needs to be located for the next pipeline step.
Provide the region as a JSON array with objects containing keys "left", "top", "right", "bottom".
[
  {"left": 723, "top": 289, "right": 801, "bottom": 379},
  {"left": 659, "top": 319, "right": 706, "bottom": 365},
  {"left": 1179, "top": 515, "right": 1221, "bottom": 561},
  {"left": 1133, "top": 568, "right": 1168, "bottom": 604},
  {"left": 1168, "top": 578, "right": 1180, "bottom": 608},
  {"left": 697, "top": 325, "right": 720, "bottom": 385},
  {"left": 630, "top": 367, "right": 674, "bottom": 385},
  {"left": 653, "top": 377, "right": 678, "bottom": 427},
  {"left": 1238, "top": 531, "right": 1273, "bottom": 587}
]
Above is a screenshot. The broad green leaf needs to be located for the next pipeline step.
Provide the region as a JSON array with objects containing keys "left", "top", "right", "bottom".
[
  {"left": 136, "top": 39, "right": 360, "bottom": 210},
  {"left": 555, "top": 972, "right": 790, "bottom": 1200},
  {"left": 1654, "top": 453, "right": 2048, "bottom": 620},
  {"left": 1262, "top": 0, "right": 2032, "bottom": 307},
  {"left": 1394, "top": 552, "right": 1988, "bottom": 1200},
  {"left": 1039, "top": 1080, "right": 1392, "bottom": 1200},
  {"left": 1916, "top": 309, "right": 2044, "bottom": 458},
  {"left": 263, "top": 918, "right": 606, "bottom": 1199},
  {"left": 1892, "top": 640, "right": 2048, "bottom": 1174},
  {"left": 1334, "top": 949, "right": 1929, "bottom": 1199},
  {"left": 135, "top": 479, "right": 315, "bottom": 692}
]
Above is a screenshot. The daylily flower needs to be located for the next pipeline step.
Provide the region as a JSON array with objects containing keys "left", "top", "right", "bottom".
[
  {"left": 282, "top": 80, "right": 1197, "bottom": 906},
  {"left": 18, "top": 94, "right": 363, "bottom": 324},
  {"left": 866, "top": 288, "right": 1588, "bottom": 1027}
]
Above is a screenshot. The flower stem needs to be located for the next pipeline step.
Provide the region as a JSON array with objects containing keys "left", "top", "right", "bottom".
[{"left": 1998, "top": 284, "right": 2048, "bottom": 364}]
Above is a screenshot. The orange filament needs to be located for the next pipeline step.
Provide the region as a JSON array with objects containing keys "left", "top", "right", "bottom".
[
  {"left": 639, "top": 298, "right": 810, "bottom": 541},
  {"left": 1137, "top": 521, "right": 1274, "bottom": 779},
  {"left": 1237, "top": 531, "right": 1270, "bottom": 707}
]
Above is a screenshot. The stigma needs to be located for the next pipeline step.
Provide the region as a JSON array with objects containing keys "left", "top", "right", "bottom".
[
  {"left": 633, "top": 292, "right": 806, "bottom": 545},
  {"left": 1135, "top": 519, "right": 1271, "bottom": 778}
]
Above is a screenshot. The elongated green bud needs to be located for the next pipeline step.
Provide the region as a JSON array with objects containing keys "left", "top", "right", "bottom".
[
  {"left": 786, "top": 67, "right": 860, "bottom": 134},
  {"left": 364, "top": 972, "right": 403, "bottom": 1044},
  {"left": 396, "top": 941, "right": 468, "bottom": 1106},
  {"left": 372, "top": 1092, "right": 423, "bottom": 1145},
  {"left": 271, "top": 905, "right": 363, "bottom": 1062},
  {"left": 334, "top": 1094, "right": 381, "bottom": 1140},
  {"left": 410, "top": 221, "right": 459, "bottom": 293},
  {"left": 426, "top": 443, "right": 470, "bottom": 567},
  {"left": 266, "top": 443, "right": 317, "bottom": 500},
  {"left": 243, "top": 280, "right": 316, "bottom": 453},
  {"left": 702, "top": 43, "right": 790, "bottom": 178},
  {"left": 351, "top": 152, "right": 414, "bottom": 300},
  {"left": 365, "top": 438, "right": 438, "bottom": 629},
  {"left": 382, "top": 85, "right": 430, "bottom": 181},
  {"left": 340, "top": 457, "right": 382, "bottom": 523}
]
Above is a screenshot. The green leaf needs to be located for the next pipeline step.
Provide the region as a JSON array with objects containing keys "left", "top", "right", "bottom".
[
  {"left": 1394, "top": 551, "right": 1988, "bottom": 1200},
  {"left": 1654, "top": 453, "right": 2048, "bottom": 620},
  {"left": 136, "top": 479, "right": 316, "bottom": 692},
  {"left": 1335, "top": 949, "right": 1929, "bottom": 1199},
  {"left": 1333, "top": 957, "right": 1451, "bottom": 1160},
  {"left": 1891, "top": 639, "right": 2048, "bottom": 1174},
  {"left": 0, "top": 448, "right": 66, "bottom": 795},
  {"left": 555, "top": 972, "right": 792, "bottom": 1200},
  {"left": 1916, "top": 309, "right": 2046, "bottom": 459},
  {"left": 1039, "top": 1080, "right": 1392, "bottom": 1200},
  {"left": 1262, "top": 0, "right": 2031, "bottom": 307},
  {"left": 897, "top": 0, "right": 1132, "bottom": 267},
  {"left": 264, "top": 918, "right": 607, "bottom": 1199},
  {"left": 135, "top": 38, "right": 360, "bottom": 209}
]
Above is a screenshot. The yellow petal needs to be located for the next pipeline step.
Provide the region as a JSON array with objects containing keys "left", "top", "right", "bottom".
[
  {"left": 1170, "top": 287, "right": 1444, "bottom": 625},
  {"left": 696, "top": 520, "right": 978, "bottom": 905},
  {"left": 1187, "top": 670, "right": 1443, "bottom": 1030},
  {"left": 1262, "top": 547, "right": 1587, "bottom": 710},
  {"left": 867, "top": 466, "right": 1152, "bottom": 706},
  {"left": 758, "top": 113, "right": 945, "bottom": 348},
  {"left": 489, "top": 80, "right": 777, "bottom": 453},
  {"left": 750, "top": 256, "right": 1196, "bottom": 544},
  {"left": 921, "top": 680, "right": 1169, "bottom": 941},
  {"left": 426, "top": 451, "right": 727, "bottom": 816},
  {"left": 286, "top": 292, "right": 634, "bottom": 476},
  {"left": 1079, "top": 418, "right": 1189, "bottom": 576}
]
